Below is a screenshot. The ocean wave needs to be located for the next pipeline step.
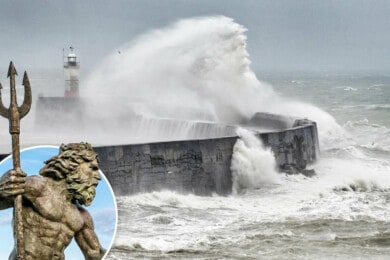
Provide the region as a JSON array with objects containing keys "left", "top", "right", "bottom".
[
  {"left": 343, "top": 118, "right": 386, "bottom": 129},
  {"left": 322, "top": 144, "right": 390, "bottom": 163},
  {"left": 297, "top": 192, "right": 390, "bottom": 222},
  {"left": 343, "top": 86, "right": 358, "bottom": 91},
  {"left": 116, "top": 190, "right": 249, "bottom": 212},
  {"left": 333, "top": 231, "right": 390, "bottom": 247},
  {"left": 332, "top": 179, "right": 386, "bottom": 192},
  {"left": 113, "top": 243, "right": 145, "bottom": 253},
  {"left": 360, "top": 143, "right": 390, "bottom": 156},
  {"left": 113, "top": 244, "right": 211, "bottom": 255},
  {"left": 310, "top": 157, "right": 390, "bottom": 212},
  {"left": 341, "top": 119, "right": 390, "bottom": 154},
  {"left": 367, "top": 83, "right": 385, "bottom": 89},
  {"left": 340, "top": 104, "right": 390, "bottom": 111}
]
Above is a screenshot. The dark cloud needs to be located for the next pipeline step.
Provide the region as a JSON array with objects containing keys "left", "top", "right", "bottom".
[{"left": 0, "top": 0, "right": 389, "bottom": 71}]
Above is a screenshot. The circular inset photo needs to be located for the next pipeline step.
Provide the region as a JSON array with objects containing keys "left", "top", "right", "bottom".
[{"left": 0, "top": 144, "right": 117, "bottom": 259}]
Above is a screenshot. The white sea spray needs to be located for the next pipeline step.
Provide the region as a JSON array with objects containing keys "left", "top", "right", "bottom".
[{"left": 231, "top": 128, "right": 280, "bottom": 194}]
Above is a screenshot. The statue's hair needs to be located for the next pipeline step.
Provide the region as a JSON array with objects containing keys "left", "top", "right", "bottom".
[{"left": 39, "top": 142, "right": 99, "bottom": 180}]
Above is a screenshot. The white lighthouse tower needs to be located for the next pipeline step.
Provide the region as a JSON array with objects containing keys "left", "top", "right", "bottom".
[{"left": 63, "top": 47, "right": 80, "bottom": 97}]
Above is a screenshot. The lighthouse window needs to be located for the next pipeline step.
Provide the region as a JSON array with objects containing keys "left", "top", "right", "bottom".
[{"left": 67, "top": 57, "right": 77, "bottom": 66}]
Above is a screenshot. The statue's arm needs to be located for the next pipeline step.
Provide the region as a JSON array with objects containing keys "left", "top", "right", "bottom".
[
  {"left": 23, "top": 176, "right": 45, "bottom": 202},
  {"left": 0, "top": 169, "right": 25, "bottom": 210},
  {"left": 75, "top": 207, "right": 106, "bottom": 260}
]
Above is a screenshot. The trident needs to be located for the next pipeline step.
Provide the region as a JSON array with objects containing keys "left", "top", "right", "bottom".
[{"left": 0, "top": 62, "right": 32, "bottom": 260}]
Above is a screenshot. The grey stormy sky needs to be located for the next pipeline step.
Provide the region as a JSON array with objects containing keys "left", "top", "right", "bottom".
[{"left": 0, "top": 0, "right": 389, "bottom": 72}]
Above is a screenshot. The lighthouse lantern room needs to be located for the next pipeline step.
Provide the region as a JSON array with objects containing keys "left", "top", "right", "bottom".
[{"left": 63, "top": 47, "right": 80, "bottom": 97}]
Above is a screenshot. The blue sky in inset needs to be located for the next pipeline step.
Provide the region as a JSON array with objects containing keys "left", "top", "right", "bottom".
[{"left": 0, "top": 146, "right": 117, "bottom": 259}]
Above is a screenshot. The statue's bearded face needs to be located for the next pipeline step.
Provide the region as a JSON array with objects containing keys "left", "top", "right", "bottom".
[{"left": 68, "top": 159, "right": 101, "bottom": 206}]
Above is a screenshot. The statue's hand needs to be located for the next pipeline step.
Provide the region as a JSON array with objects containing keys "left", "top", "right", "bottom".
[{"left": 0, "top": 169, "right": 26, "bottom": 197}]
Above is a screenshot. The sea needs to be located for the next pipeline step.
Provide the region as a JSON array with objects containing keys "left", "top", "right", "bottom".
[
  {"left": 106, "top": 71, "right": 390, "bottom": 260},
  {"left": 0, "top": 16, "right": 389, "bottom": 260}
]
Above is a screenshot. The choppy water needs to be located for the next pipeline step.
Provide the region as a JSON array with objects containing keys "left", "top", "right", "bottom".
[
  {"left": 93, "top": 17, "right": 390, "bottom": 259},
  {"left": 1, "top": 16, "right": 389, "bottom": 259},
  {"left": 107, "top": 72, "right": 390, "bottom": 260}
]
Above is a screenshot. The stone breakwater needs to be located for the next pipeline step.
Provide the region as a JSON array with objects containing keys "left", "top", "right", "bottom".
[
  {"left": 94, "top": 115, "right": 319, "bottom": 196},
  {"left": 1, "top": 109, "right": 320, "bottom": 196}
]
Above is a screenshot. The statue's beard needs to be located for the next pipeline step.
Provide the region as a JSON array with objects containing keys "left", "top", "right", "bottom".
[
  {"left": 67, "top": 171, "right": 97, "bottom": 206},
  {"left": 73, "top": 185, "right": 96, "bottom": 206}
]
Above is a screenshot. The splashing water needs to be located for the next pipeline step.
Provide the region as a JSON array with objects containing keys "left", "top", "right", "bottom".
[
  {"left": 231, "top": 128, "right": 280, "bottom": 194},
  {"left": 83, "top": 16, "right": 342, "bottom": 146},
  {"left": 83, "top": 16, "right": 263, "bottom": 123}
]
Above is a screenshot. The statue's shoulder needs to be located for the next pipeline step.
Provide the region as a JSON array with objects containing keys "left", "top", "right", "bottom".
[
  {"left": 26, "top": 175, "right": 45, "bottom": 185},
  {"left": 25, "top": 175, "right": 46, "bottom": 197}
]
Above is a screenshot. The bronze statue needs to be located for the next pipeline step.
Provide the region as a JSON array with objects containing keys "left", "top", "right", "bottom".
[
  {"left": 0, "top": 63, "right": 105, "bottom": 259},
  {"left": 0, "top": 143, "right": 106, "bottom": 259}
]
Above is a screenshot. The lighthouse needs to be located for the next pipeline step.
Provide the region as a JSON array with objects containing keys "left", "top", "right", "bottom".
[{"left": 63, "top": 47, "right": 80, "bottom": 97}]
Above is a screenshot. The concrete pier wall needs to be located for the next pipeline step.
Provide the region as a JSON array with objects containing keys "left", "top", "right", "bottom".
[
  {"left": 95, "top": 137, "right": 236, "bottom": 196},
  {"left": 0, "top": 117, "right": 319, "bottom": 196},
  {"left": 95, "top": 120, "right": 319, "bottom": 196}
]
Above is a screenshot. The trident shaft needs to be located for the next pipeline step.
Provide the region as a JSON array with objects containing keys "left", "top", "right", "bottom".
[{"left": 0, "top": 61, "right": 32, "bottom": 260}]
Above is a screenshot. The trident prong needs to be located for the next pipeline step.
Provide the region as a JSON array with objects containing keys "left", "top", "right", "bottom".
[
  {"left": 19, "top": 71, "right": 32, "bottom": 118},
  {"left": 0, "top": 61, "right": 32, "bottom": 260},
  {"left": 0, "top": 81, "right": 8, "bottom": 118}
]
